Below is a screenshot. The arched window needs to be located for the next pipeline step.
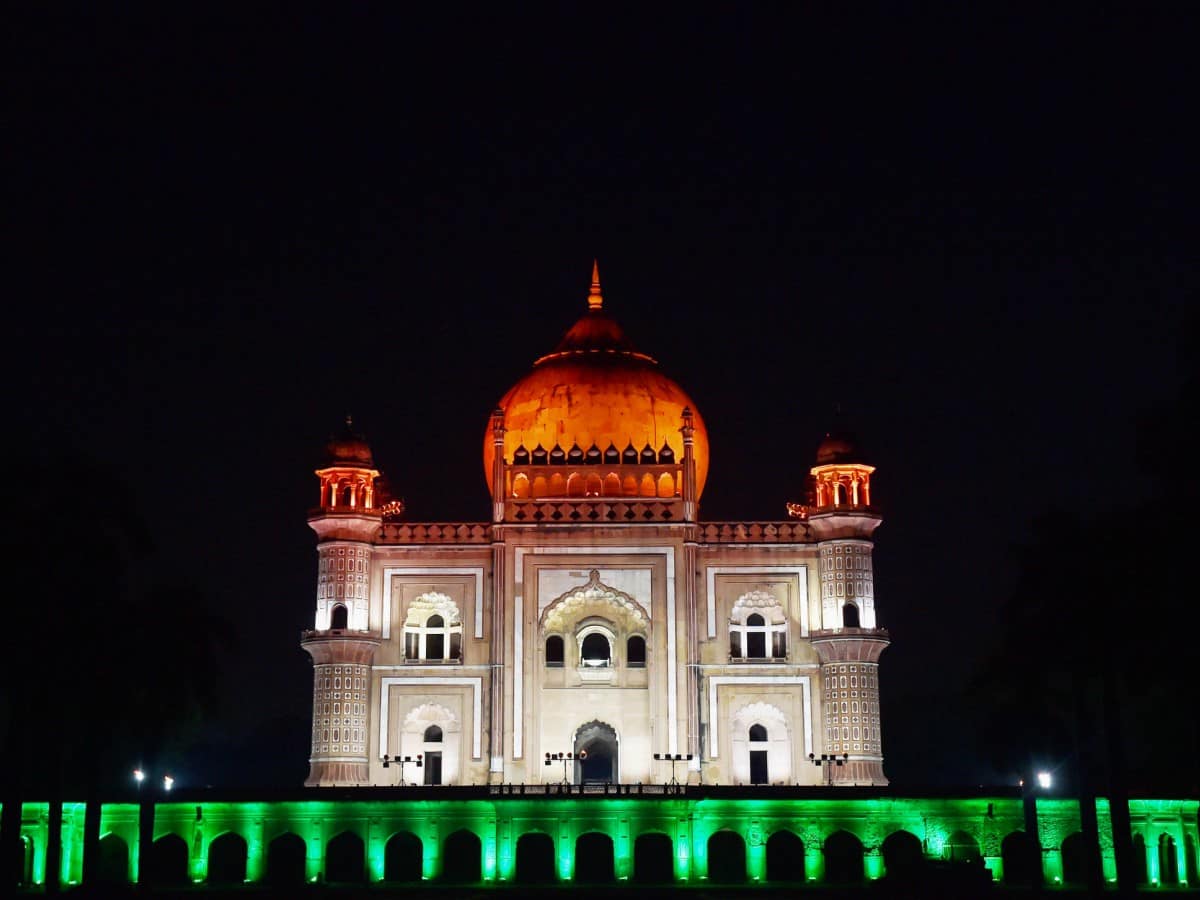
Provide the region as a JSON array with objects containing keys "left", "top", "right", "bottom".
[
  {"left": 581, "top": 633, "right": 611, "bottom": 667},
  {"left": 546, "top": 635, "right": 564, "bottom": 667},
  {"left": 424, "top": 725, "right": 443, "bottom": 742},
  {"left": 657, "top": 473, "right": 675, "bottom": 497},
  {"left": 729, "top": 599, "right": 788, "bottom": 661},
  {"left": 639, "top": 473, "right": 656, "bottom": 497},
  {"left": 627, "top": 635, "right": 646, "bottom": 667},
  {"left": 402, "top": 594, "right": 463, "bottom": 663},
  {"left": 513, "top": 473, "right": 531, "bottom": 498},
  {"left": 749, "top": 724, "right": 768, "bottom": 741},
  {"left": 843, "top": 602, "right": 860, "bottom": 628},
  {"left": 330, "top": 603, "right": 348, "bottom": 630}
]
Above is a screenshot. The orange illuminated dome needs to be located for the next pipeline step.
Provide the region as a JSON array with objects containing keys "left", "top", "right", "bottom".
[{"left": 483, "top": 262, "right": 709, "bottom": 497}]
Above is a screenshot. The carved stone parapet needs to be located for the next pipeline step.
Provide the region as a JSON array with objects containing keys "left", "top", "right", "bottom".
[
  {"left": 696, "top": 521, "right": 813, "bottom": 543},
  {"left": 378, "top": 522, "right": 492, "bottom": 544}
]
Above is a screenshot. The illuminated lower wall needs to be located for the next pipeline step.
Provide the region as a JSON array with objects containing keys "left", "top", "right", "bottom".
[{"left": 10, "top": 793, "right": 1199, "bottom": 889}]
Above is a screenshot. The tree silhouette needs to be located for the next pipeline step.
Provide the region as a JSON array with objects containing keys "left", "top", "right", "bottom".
[
  {"left": 1, "top": 452, "right": 225, "bottom": 889},
  {"left": 971, "top": 309, "right": 1199, "bottom": 892}
]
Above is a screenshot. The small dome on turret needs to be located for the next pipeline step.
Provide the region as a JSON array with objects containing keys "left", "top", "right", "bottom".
[
  {"left": 815, "top": 430, "right": 864, "bottom": 466},
  {"left": 325, "top": 416, "right": 375, "bottom": 467}
]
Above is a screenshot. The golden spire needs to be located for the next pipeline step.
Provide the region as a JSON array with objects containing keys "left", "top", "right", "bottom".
[{"left": 588, "top": 259, "right": 603, "bottom": 310}]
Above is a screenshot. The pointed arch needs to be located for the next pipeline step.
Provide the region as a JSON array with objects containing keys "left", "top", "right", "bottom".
[
  {"left": 540, "top": 570, "right": 649, "bottom": 634},
  {"left": 441, "top": 830, "right": 481, "bottom": 883},
  {"left": 146, "top": 833, "right": 189, "bottom": 885},
  {"left": 824, "top": 830, "right": 864, "bottom": 884},
  {"left": 326, "top": 831, "right": 365, "bottom": 883},
  {"left": 515, "top": 831, "right": 556, "bottom": 883},
  {"left": 707, "top": 830, "right": 746, "bottom": 883},
  {"left": 575, "top": 832, "right": 615, "bottom": 882},
  {"left": 882, "top": 830, "right": 923, "bottom": 874},
  {"left": 208, "top": 831, "right": 247, "bottom": 885},
  {"left": 766, "top": 830, "right": 805, "bottom": 882},
  {"left": 384, "top": 831, "right": 422, "bottom": 882},
  {"left": 266, "top": 832, "right": 307, "bottom": 885},
  {"left": 633, "top": 832, "right": 674, "bottom": 883}
]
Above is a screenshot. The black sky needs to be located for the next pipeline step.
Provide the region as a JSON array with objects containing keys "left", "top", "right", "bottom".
[{"left": 10, "top": 7, "right": 1196, "bottom": 789}]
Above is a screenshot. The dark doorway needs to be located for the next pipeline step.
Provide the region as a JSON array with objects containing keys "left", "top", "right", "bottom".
[
  {"left": 427, "top": 634, "right": 444, "bottom": 659},
  {"left": 824, "top": 830, "right": 864, "bottom": 884},
  {"left": 330, "top": 603, "right": 348, "bottom": 629},
  {"left": 1132, "top": 833, "right": 1148, "bottom": 884},
  {"left": 575, "top": 832, "right": 614, "bottom": 882},
  {"left": 634, "top": 832, "right": 674, "bottom": 883},
  {"left": 516, "top": 832, "right": 556, "bottom": 883},
  {"left": 19, "top": 835, "right": 33, "bottom": 887},
  {"left": 947, "top": 829, "right": 981, "bottom": 863},
  {"left": 424, "top": 751, "right": 443, "bottom": 785},
  {"left": 1001, "top": 831, "right": 1035, "bottom": 885},
  {"left": 326, "top": 831, "right": 365, "bottom": 883},
  {"left": 580, "top": 751, "right": 612, "bottom": 783},
  {"left": 1159, "top": 834, "right": 1179, "bottom": 885},
  {"left": 581, "top": 633, "right": 610, "bottom": 665},
  {"left": 707, "top": 830, "right": 746, "bottom": 883},
  {"left": 208, "top": 832, "right": 247, "bottom": 885},
  {"left": 384, "top": 831, "right": 422, "bottom": 882},
  {"left": 749, "top": 749, "right": 768, "bottom": 784},
  {"left": 266, "top": 832, "right": 307, "bottom": 885},
  {"left": 1061, "top": 832, "right": 1085, "bottom": 885},
  {"left": 97, "top": 833, "right": 129, "bottom": 885},
  {"left": 881, "top": 830, "right": 922, "bottom": 876},
  {"left": 574, "top": 720, "right": 617, "bottom": 783},
  {"left": 627, "top": 635, "right": 646, "bottom": 666},
  {"left": 441, "top": 830, "right": 481, "bottom": 883},
  {"left": 546, "top": 635, "right": 564, "bottom": 666},
  {"left": 147, "top": 833, "right": 189, "bottom": 885},
  {"left": 766, "top": 830, "right": 805, "bottom": 882}
]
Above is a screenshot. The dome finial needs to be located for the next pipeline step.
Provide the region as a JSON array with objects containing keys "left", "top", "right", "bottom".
[{"left": 588, "top": 259, "right": 603, "bottom": 310}]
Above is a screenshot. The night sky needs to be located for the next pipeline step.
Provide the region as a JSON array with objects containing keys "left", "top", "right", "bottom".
[{"left": 11, "top": 8, "right": 1195, "bottom": 790}]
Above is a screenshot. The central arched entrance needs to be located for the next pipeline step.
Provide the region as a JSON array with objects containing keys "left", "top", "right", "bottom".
[{"left": 574, "top": 720, "right": 618, "bottom": 783}]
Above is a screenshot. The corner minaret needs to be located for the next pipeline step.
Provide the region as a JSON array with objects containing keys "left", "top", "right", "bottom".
[
  {"left": 301, "top": 416, "right": 383, "bottom": 786},
  {"left": 798, "top": 430, "right": 890, "bottom": 785}
]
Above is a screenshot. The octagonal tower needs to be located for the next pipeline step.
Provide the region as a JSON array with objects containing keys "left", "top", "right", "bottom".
[{"left": 301, "top": 417, "right": 383, "bottom": 786}]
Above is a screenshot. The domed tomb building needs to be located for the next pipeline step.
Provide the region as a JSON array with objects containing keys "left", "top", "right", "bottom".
[{"left": 302, "top": 264, "right": 889, "bottom": 787}]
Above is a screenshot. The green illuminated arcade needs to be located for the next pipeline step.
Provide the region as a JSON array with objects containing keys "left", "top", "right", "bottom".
[{"left": 10, "top": 790, "right": 1198, "bottom": 889}]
